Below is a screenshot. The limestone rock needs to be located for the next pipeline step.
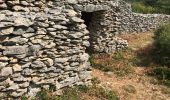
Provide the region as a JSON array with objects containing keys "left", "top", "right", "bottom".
[
  {"left": 0, "top": 27, "right": 14, "bottom": 35},
  {"left": 14, "top": 17, "right": 33, "bottom": 27},
  {"left": 0, "top": 67, "right": 13, "bottom": 77},
  {"left": 0, "top": 62, "right": 8, "bottom": 69},
  {"left": 67, "top": 0, "right": 78, "bottom": 4},
  {"left": 13, "top": 64, "right": 22, "bottom": 72},
  {"left": 31, "top": 61, "right": 46, "bottom": 68},
  {"left": 80, "top": 53, "right": 89, "bottom": 62},
  {"left": 0, "top": 56, "right": 9, "bottom": 61},
  {"left": 3, "top": 46, "right": 28, "bottom": 56},
  {"left": 55, "top": 58, "right": 69, "bottom": 63},
  {"left": 27, "top": 45, "right": 42, "bottom": 56},
  {"left": 71, "top": 17, "right": 84, "bottom": 23}
]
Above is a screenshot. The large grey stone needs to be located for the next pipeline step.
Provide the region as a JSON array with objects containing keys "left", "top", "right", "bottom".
[
  {"left": 27, "top": 45, "right": 42, "bottom": 56},
  {"left": 0, "top": 67, "right": 13, "bottom": 76},
  {"left": 13, "top": 27, "right": 26, "bottom": 35},
  {"left": 70, "top": 17, "right": 84, "bottom": 23},
  {"left": 68, "top": 32, "right": 84, "bottom": 39},
  {"left": 80, "top": 53, "right": 89, "bottom": 62},
  {"left": 83, "top": 4, "right": 95, "bottom": 12},
  {"left": 14, "top": 17, "right": 33, "bottom": 27},
  {"left": 55, "top": 57, "right": 69, "bottom": 63},
  {"left": 0, "top": 27, "right": 14, "bottom": 35},
  {"left": 31, "top": 61, "right": 46, "bottom": 68},
  {"left": 0, "top": 62, "right": 8, "bottom": 69},
  {"left": 12, "top": 64, "right": 22, "bottom": 72},
  {"left": 3, "top": 46, "right": 28, "bottom": 56},
  {"left": 66, "top": 0, "right": 78, "bottom": 4},
  {"left": 3, "top": 36, "right": 28, "bottom": 45}
]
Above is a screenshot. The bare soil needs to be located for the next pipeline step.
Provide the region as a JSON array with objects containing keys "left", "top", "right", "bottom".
[{"left": 92, "top": 32, "right": 170, "bottom": 100}]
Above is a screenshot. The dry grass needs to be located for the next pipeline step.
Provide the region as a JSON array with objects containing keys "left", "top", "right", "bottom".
[{"left": 92, "top": 32, "right": 170, "bottom": 100}]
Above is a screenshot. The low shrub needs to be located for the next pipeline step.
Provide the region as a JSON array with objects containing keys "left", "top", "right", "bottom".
[
  {"left": 114, "top": 52, "right": 125, "bottom": 61},
  {"left": 151, "top": 22, "right": 170, "bottom": 87},
  {"left": 154, "top": 67, "right": 170, "bottom": 79},
  {"left": 153, "top": 66, "right": 170, "bottom": 87},
  {"left": 154, "top": 22, "right": 170, "bottom": 66}
]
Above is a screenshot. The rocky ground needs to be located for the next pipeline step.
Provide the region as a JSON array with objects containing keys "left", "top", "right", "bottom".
[{"left": 92, "top": 32, "right": 170, "bottom": 100}]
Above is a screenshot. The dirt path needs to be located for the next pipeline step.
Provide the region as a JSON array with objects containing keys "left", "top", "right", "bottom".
[{"left": 92, "top": 32, "right": 170, "bottom": 100}]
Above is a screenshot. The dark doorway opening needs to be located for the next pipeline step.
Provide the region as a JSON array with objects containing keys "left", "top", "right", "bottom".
[
  {"left": 81, "top": 12, "right": 93, "bottom": 30},
  {"left": 81, "top": 11, "right": 104, "bottom": 53},
  {"left": 81, "top": 12, "right": 94, "bottom": 53}
]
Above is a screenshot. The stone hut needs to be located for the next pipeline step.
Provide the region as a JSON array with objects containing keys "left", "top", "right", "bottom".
[{"left": 0, "top": 0, "right": 170, "bottom": 98}]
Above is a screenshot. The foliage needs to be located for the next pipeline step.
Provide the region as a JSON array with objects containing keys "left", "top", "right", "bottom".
[
  {"left": 154, "top": 22, "right": 170, "bottom": 66},
  {"left": 35, "top": 89, "right": 52, "bottom": 100},
  {"left": 126, "top": 0, "right": 170, "bottom": 14},
  {"left": 28, "top": 84, "right": 119, "bottom": 100},
  {"left": 152, "top": 66, "right": 170, "bottom": 87},
  {"left": 131, "top": 2, "right": 158, "bottom": 14},
  {"left": 114, "top": 52, "right": 125, "bottom": 61},
  {"left": 154, "top": 67, "right": 170, "bottom": 80},
  {"left": 21, "top": 96, "right": 28, "bottom": 100}
]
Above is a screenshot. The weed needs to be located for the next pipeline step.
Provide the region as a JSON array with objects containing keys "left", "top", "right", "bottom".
[
  {"left": 30, "top": 86, "right": 119, "bottom": 100},
  {"left": 113, "top": 66, "right": 134, "bottom": 77},
  {"left": 35, "top": 89, "right": 51, "bottom": 100},
  {"left": 123, "top": 85, "right": 136, "bottom": 94},
  {"left": 21, "top": 96, "right": 28, "bottom": 100},
  {"left": 152, "top": 66, "right": 170, "bottom": 87},
  {"left": 77, "top": 85, "right": 89, "bottom": 93},
  {"left": 91, "top": 77, "right": 101, "bottom": 85},
  {"left": 59, "top": 88, "right": 80, "bottom": 100},
  {"left": 91, "top": 86, "right": 119, "bottom": 100},
  {"left": 89, "top": 54, "right": 96, "bottom": 67},
  {"left": 89, "top": 54, "right": 113, "bottom": 72},
  {"left": 113, "top": 52, "right": 125, "bottom": 61}
]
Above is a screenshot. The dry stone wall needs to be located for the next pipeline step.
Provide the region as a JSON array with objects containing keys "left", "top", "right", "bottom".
[
  {"left": 118, "top": 13, "right": 170, "bottom": 33},
  {"left": 116, "top": 1, "right": 170, "bottom": 33},
  {"left": 0, "top": 0, "right": 91, "bottom": 99}
]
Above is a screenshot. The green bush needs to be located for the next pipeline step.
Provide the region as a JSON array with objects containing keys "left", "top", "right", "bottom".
[
  {"left": 153, "top": 67, "right": 170, "bottom": 87},
  {"left": 154, "top": 22, "right": 170, "bottom": 66},
  {"left": 131, "top": 2, "right": 158, "bottom": 14},
  {"left": 154, "top": 67, "right": 170, "bottom": 80},
  {"left": 128, "top": 0, "right": 170, "bottom": 14}
]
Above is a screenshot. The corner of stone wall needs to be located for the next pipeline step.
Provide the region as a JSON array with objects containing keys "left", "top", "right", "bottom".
[{"left": 0, "top": 0, "right": 92, "bottom": 99}]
